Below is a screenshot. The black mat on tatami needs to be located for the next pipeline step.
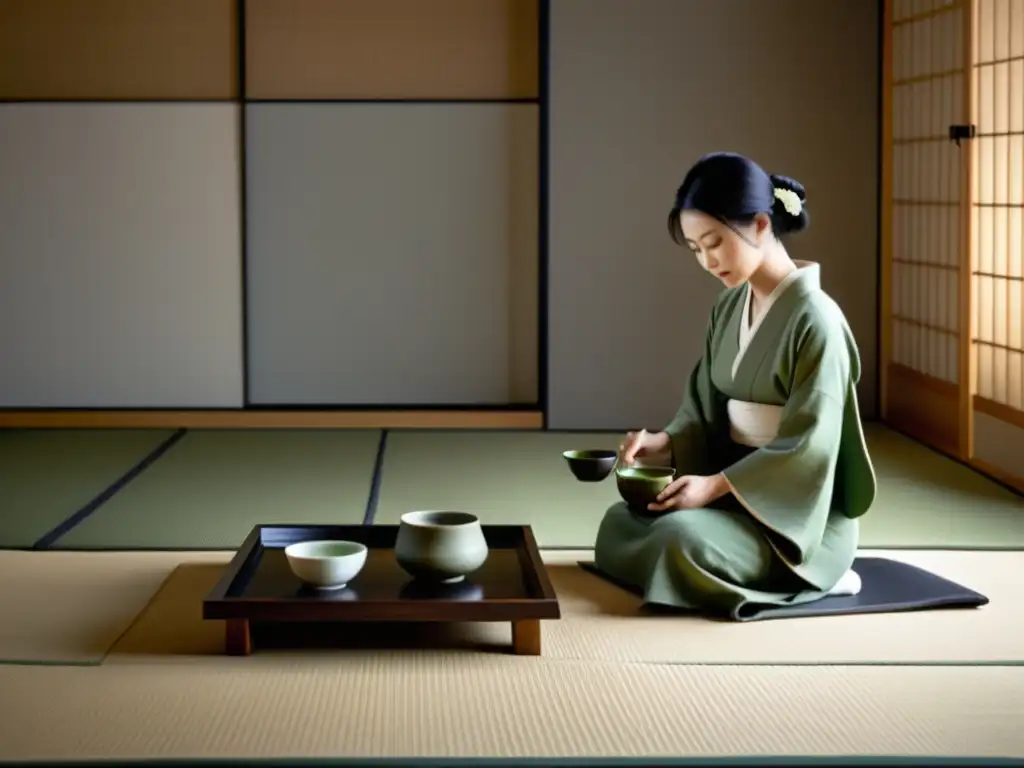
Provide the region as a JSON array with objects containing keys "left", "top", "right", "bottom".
[{"left": 578, "top": 557, "right": 989, "bottom": 621}]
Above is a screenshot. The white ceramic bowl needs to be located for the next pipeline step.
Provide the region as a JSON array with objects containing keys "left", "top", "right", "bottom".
[
  {"left": 284, "top": 539, "right": 368, "bottom": 591},
  {"left": 394, "top": 510, "right": 489, "bottom": 584}
]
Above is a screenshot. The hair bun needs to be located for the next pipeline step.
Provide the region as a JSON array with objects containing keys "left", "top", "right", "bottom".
[
  {"left": 667, "top": 153, "right": 811, "bottom": 245},
  {"left": 768, "top": 173, "right": 809, "bottom": 234}
]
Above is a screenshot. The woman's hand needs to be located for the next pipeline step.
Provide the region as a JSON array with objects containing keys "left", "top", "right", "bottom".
[
  {"left": 619, "top": 429, "right": 672, "bottom": 466},
  {"left": 647, "top": 473, "right": 729, "bottom": 513}
]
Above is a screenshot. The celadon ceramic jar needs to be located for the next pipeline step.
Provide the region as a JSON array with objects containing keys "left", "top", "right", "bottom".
[{"left": 394, "top": 510, "right": 489, "bottom": 583}]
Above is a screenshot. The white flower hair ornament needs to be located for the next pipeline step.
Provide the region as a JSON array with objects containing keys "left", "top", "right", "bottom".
[{"left": 773, "top": 187, "right": 803, "bottom": 217}]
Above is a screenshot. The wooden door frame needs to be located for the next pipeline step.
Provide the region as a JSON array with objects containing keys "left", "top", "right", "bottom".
[
  {"left": 0, "top": 409, "right": 544, "bottom": 430},
  {"left": 880, "top": 0, "right": 976, "bottom": 460},
  {"left": 957, "top": 0, "right": 976, "bottom": 463},
  {"left": 879, "top": 0, "right": 893, "bottom": 422}
]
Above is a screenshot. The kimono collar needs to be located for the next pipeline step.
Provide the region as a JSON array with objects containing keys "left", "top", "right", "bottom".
[
  {"left": 746, "top": 260, "right": 821, "bottom": 311},
  {"left": 780, "top": 260, "right": 821, "bottom": 299}
]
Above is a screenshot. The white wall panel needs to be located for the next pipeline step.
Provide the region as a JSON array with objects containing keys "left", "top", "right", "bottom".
[
  {"left": 245, "top": 103, "right": 539, "bottom": 406},
  {"left": 0, "top": 104, "right": 244, "bottom": 407}
]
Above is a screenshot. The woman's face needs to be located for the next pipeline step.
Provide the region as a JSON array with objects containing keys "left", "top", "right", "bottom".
[{"left": 679, "top": 210, "right": 770, "bottom": 288}]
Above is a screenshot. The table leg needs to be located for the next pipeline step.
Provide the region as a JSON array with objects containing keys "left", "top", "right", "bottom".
[
  {"left": 511, "top": 619, "right": 541, "bottom": 656},
  {"left": 225, "top": 619, "right": 252, "bottom": 656}
]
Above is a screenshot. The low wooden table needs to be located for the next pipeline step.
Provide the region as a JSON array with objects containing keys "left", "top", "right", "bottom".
[{"left": 202, "top": 523, "right": 561, "bottom": 656}]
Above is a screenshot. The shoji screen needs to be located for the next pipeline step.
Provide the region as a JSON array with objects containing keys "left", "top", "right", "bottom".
[
  {"left": 0, "top": 0, "right": 244, "bottom": 408},
  {"left": 885, "top": 0, "right": 969, "bottom": 456},
  {"left": 242, "top": 0, "right": 541, "bottom": 407},
  {"left": 970, "top": 0, "right": 1024, "bottom": 481},
  {"left": 884, "top": 0, "right": 1024, "bottom": 489}
]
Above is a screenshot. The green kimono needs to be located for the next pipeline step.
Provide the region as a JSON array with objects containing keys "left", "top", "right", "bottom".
[{"left": 593, "top": 263, "right": 877, "bottom": 620}]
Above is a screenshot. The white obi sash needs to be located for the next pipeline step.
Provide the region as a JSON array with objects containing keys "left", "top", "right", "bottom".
[{"left": 727, "top": 399, "right": 783, "bottom": 448}]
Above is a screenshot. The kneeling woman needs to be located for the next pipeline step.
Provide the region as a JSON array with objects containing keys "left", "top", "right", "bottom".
[{"left": 594, "top": 152, "right": 877, "bottom": 621}]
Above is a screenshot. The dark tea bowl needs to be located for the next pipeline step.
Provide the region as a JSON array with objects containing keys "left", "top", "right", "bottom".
[
  {"left": 615, "top": 466, "right": 676, "bottom": 513},
  {"left": 562, "top": 449, "right": 617, "bottom": 482}
]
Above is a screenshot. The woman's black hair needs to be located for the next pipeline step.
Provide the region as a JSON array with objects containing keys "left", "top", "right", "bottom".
[{"left": 667, "top": 152, "right": 809, "bottom": 246}]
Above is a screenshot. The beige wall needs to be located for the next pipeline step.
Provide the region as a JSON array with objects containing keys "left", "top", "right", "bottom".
[
  {"left": 547, "top": 0, "right": 881, "bottom": 430},
  {"left": 0, "top": 0, "right": 881, "bottom": 418},
  {"left": 244, "top": 0, "right": 538, "bottom": 100},
  {"left": 0, "top": 0, "right": 238, "bottom": 99}
]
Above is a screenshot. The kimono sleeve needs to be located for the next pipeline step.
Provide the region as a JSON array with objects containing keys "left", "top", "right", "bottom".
[
  {"left": 721, "top": 318, "right": 851, "bottom": 566},
  {"left": 662, "top": 307, "right": 722, "bottom": 477}
]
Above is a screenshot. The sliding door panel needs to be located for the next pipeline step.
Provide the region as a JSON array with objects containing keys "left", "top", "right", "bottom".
[
  {"left": 886, "top": 0, "right": 968, "bottom": 455},
  {"left": 0, "top": 104, "right": 244, "bottom": 407},
  {"left": 244, "top": 103, "right": 539, "bottom": 406},
  {"left": 969, "top": 0, "right": 1024, "bottom": 477}
]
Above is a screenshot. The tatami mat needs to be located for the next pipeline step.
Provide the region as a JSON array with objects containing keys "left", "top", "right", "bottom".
[
  {"left": 51, "top": 430, "right": 381, "bottom": 550},
  {"left": 0, "top": 660, "right": 1021, "bottom": 760},
  {"left": 0, "top": 428, "right": 176, "bottom": 548},
  {"left": 374, "top": 426, "right": 1024, "bottom": 549},
  {"left": 542, "top": 550, "right": 1023, "bottom": 665},
  {"left": 86, "top": 549, "right": 1020, "bottom": 666},
  {"left": 374, "top": 431, "right": 623, "bottom": 546},
  {"left": 859, "top": 423, "right": 1024, "bottom": 549},
  {"left": 1, "top": 548, "right": 1021, "bottom": 760},
  {"left": 0, "top": 550, "right": 211, "bottom": 665}
]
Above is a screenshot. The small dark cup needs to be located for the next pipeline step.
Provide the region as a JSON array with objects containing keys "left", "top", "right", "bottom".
[{"left": 562, "top": 449, "right": 618, "bottom": 482}]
